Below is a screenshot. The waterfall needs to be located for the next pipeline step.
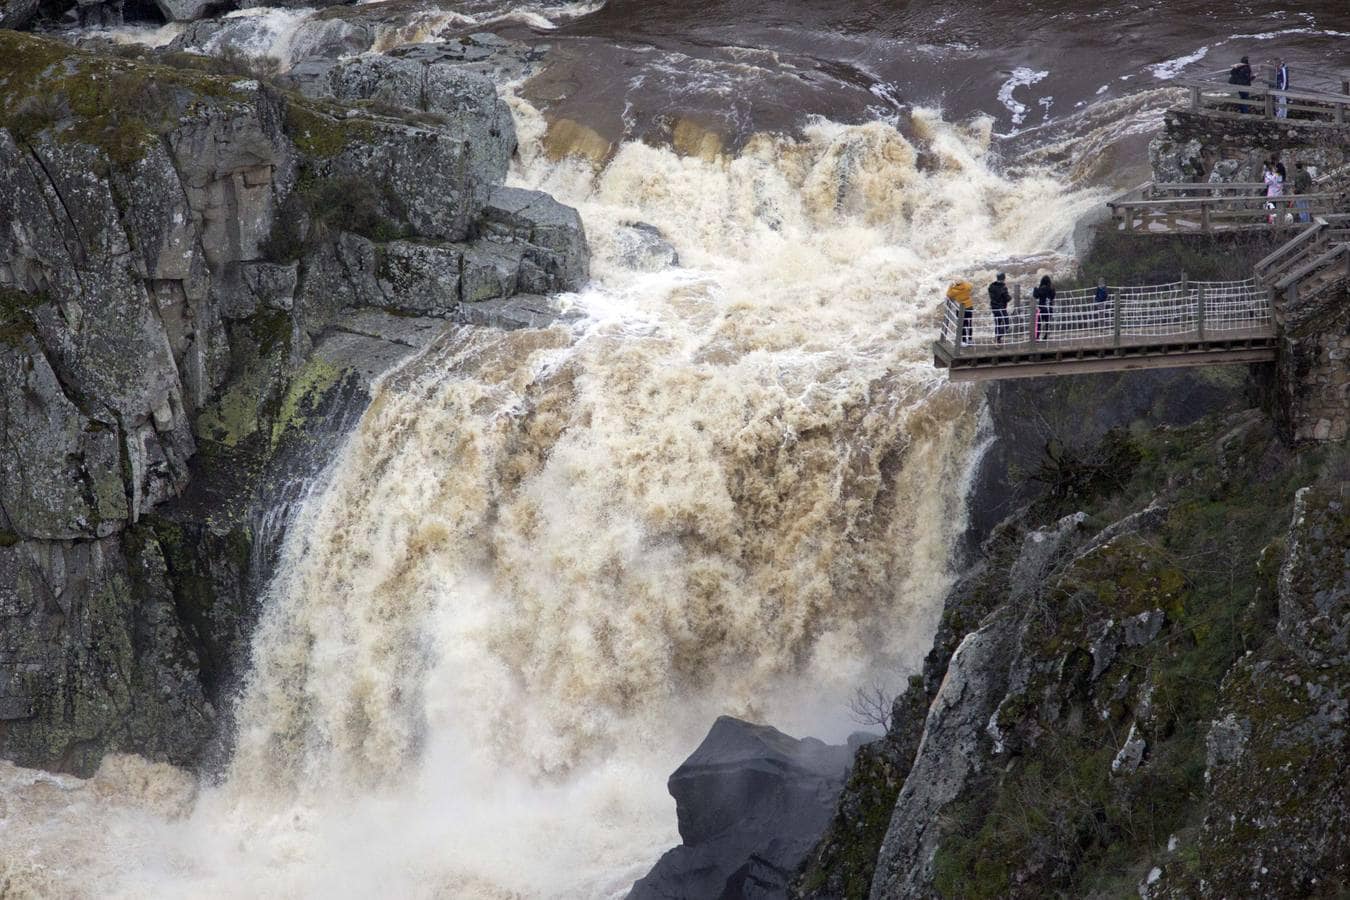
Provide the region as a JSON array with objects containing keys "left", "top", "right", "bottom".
[{"left": 0, "top": 102, "right": 1102, "bottom": 898}]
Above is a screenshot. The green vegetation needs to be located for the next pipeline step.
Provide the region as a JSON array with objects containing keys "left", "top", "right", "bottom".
[
  {"left": 194, "top": 310, "right": 293, "bottom": 450},
  {"left": 270, "top": 353, "right": 343, "bottom": 448},
  {"left": 283, "top": 102, "right": 370, "bottom": 159},
  {"left": 930, "top": 414, "right": 1333, "bottom": 898},
  {"left": 0, "top": 31, "right": 377, "bottom": 174},
  {"left": 261, "top": 173, "right": 413, "bottom": 262},
  {"left": 1065, "top": 229, "right": 1282, "bottom": 288},
  {"left": 0, "top": 32, "right": 259, "bottom": 165},
  {"left": 0, "top": 286, "right": 47, "bottom": 347}
]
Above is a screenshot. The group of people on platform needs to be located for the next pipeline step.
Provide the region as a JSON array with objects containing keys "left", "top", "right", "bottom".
[
  {"left": 1227, "top": 54, "right": 1291, "bottom": 118},
  {"left": 1262, "top": 156, "right": 1317, "bottom": 224},
  {"left": 946, "top": 273, "right": 1081, "bottom": 346}
]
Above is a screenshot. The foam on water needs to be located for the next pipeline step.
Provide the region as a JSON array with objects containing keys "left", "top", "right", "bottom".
[
  {"left": 0, "top": 87, "right": 1112, "bottom": 899},
  {"left": 996, "top": 67, "right": 1050, "bottom": 132}
]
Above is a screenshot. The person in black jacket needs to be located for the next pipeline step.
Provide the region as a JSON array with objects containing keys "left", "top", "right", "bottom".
[
  {"left": 1033, "top": 275, "right": 1056, "bottom": 341},
  {"left": 988, "top": 273, "right": 1011, "bottom": 344},
  {"left": 1229, "top": 55, "right": 1253, "bottom": 113}
]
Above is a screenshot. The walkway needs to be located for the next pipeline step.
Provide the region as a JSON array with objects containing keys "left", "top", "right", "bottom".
[
  {"left": 934, "top": 214, "right": 1350, "bottom": 381},
  {"left": 932, "top": 280, "right": 1276, "bottom": 382},
  {"left": 1183, "top": 65, "right": 1350, "bottom": 126}
]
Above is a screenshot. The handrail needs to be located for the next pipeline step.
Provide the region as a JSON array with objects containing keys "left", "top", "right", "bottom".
[
  {"left": 936, "top": 278, "right": 1273, "bottom": 356},
  {"left": 1189, "top": 67, "right": 1350, "bottom": 95},
  {"left": 1255, "top": 218, "right": 1326, "bottom": 277},
  {"left": 1184, "top": 78, "right": 1350, "bottom": 125},
  {"left": 1274, "top": 243, "right": 1350, "bottom": 292},
  {"left": 1110, "top": 191, "right": 1345, "bottom": 211}
]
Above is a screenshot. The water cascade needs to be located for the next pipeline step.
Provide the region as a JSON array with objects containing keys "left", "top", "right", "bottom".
[{"left": 0, "top": 95, "right": 1108, "bottom": 898}]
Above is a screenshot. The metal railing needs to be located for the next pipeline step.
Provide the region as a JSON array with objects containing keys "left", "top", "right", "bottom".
[{"left": 937, "top": 279, "right": 1273, "bottom": 356}]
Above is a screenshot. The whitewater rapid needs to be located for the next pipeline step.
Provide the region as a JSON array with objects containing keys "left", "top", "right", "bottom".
[{"left": 1, "top": 87, "right": 1111, "bottom": 898}]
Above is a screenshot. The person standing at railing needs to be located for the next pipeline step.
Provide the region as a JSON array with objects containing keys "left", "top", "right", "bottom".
[
  {"left": 1032, "top": 275, "right": 1056, "bottom": 341},
  {"left": 1093, "top": 279, "right": 1110, "bottom": 331},
  {"left": 1275, "top": 58, "right": 1290, "bottom": 118},
  {"left": 1294, "top": 161, "right": 1313, "bottom": 223},
  {"left": 1228, "top": 55, "right": 1253, "bottom": 113},
  {"left": 987, "top": 273, "right": 1011, "bottom": 344},
  {"left": 947, "top": 279, "right": 974, "bottom": 346}
]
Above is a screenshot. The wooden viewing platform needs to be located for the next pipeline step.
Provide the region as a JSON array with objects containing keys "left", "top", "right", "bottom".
[
  {"left": 933, "top": 216, "right": 1350, "bottom": 381},
  {"left": 1183, "top": 65, "right": 1350, "bottom": 126},
  {"left": 1107, "top": 183, "right": 1346, "bottom": 234},
  {"left": 932, "top": 280, "right": 1276, "bottom": 382}
]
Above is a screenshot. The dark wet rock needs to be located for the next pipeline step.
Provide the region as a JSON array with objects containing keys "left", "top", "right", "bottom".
[
  {"left": 387, "top": 31, "right": 550, "bottom": 86},
  {"left": 456, "top": 294, "right": 572, "bottom": 331},
  {"left": 631, "top": 716, "right": 854, "bottom": 900},
  {"left": 615, "top": 221, "right": 680, "bottom": 271},
  {"left": 0, "top": 337, "right": 126, "bottom": 541},
  {"left": 481, "top": 186, "right": 590, "bottom": 292},
  {"left": 0, "top": 534, "right": 215, "bottom": 774},
  {"left": 0, "top": 0, "right": 40, "bottom": 30}
]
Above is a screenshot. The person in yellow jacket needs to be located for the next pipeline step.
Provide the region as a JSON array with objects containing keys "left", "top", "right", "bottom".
[{"left": 946, "top": 279, "right": 974, "bottom": 346}]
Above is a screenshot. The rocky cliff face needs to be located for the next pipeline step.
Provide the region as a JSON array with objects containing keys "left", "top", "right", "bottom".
[
  {"left": 0, "top": 31, "right": 588, "bottom": 775},
  {"left": 793, "top": 379, "right": 1347, "bottom": 898}
]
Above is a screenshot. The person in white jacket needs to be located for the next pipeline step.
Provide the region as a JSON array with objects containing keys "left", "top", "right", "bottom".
[{"left": 1263, "top": 159, "right": 1284, "bottom": 224}]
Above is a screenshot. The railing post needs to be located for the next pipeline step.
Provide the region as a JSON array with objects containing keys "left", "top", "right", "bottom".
[
  {"left": 1113, "top": 290, "right": 1122, "bottom": 349},
  {"left": 1196, "top": 285, "right": 1206, "bottom": 341},
  {"left": 1264, "top": 91, "right": 1275, "bottom": 118},
  {"left": 1190, "top": 85, "right": 1201, "bottom": 111},
  {"left": 1201, "top": 202, "right": 1211, "bottom": 232}
]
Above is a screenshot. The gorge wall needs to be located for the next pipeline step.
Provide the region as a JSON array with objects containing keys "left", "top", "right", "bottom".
[
  {"left": 792, "top": 368, "right": 1347, "bottom": 899},
  {"left": 0, "top": 31, "right": 589, "bottom": 774}
]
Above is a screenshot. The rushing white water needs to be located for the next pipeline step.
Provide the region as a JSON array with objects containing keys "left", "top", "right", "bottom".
[{"left": 0, "top": 85, "right": 1111, "bottom": 897}]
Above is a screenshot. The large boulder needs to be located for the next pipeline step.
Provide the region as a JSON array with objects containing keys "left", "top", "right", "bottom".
[
  {"left": 481, "top": 186, "right": 590, "bottom": 291},
  {"left": 289, "top": 51, "right": 515, "bottom": 194},
  {"left": 630, "top": 716, "right": 854, "bottom": 900}
]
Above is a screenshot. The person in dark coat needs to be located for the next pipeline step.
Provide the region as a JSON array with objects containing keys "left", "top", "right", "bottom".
[
  {"left": 1294, "top": 160, "right": 1314, "bottom": 223},
  {"left": 1228, "top": 55, "right": 1253, "bottom": 112},
  {"left": 1274, "top": 57, "right": 1289, "bottom": 118},
  {"left": 1032, "top": 275, "right": 1056, "bottom": 341},
  {"left": 988, "top": 272, "right": 1011, "bottom": 344},
  {"left": 1093, "top": 278, "right": 1110, "bottom": 330}
]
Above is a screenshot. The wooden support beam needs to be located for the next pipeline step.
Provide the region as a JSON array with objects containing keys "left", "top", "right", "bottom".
[{"left": 945, "top": 347, "right": 1276, "bottom": 382}]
